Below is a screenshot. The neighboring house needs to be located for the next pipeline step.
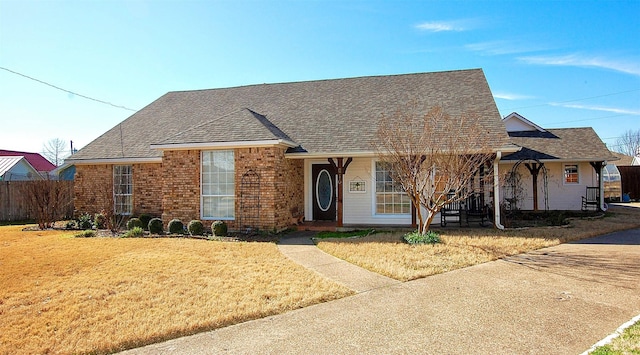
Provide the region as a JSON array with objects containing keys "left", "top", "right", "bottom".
[
  {"left": 0, "top": 156, "right": 40, "bottom": 181},
  {"left": 610, "top": 151, "right": 640, "bottom": 166},
  {"left": 0, "top": 150, "right": 56, "bottom": 176},
  {"left": 66, "top": 69, "right": 517, "bottom": 230},
  {"left": 610, "top": 151, "right": 640, "bottom": 201},
  {"left": 500, "top": 113, "right": 618, "bottom": 211},
  {"left": 50, "top": 163, "right": 76, "bottom": 181}
]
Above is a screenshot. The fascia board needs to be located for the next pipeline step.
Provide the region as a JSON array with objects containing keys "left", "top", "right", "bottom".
[
  {"left": 151, "top": 139, "right": 298, "bottom": 151},
  {"left": 66, "top": 157, "right": 163, "bottom": 165}
]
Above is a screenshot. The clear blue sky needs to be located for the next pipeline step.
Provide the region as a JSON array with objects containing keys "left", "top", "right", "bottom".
[{"left": 1, "top": 0, "right": 638, "bottom": 160}]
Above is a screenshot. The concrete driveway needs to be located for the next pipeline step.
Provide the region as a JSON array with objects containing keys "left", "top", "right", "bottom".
[{"left": 121, "top": 228, "right": 640, "bottom": 354}]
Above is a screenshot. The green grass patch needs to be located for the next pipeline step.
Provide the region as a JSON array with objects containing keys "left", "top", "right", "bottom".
[
  {"left": 74, "top": 230, "right": 96, "bottom": 238},
  {"left": 315, "top": 229, "right": 375, "bottom": 239},
  {"left": 590, "top": 319, "right": 640, "bottom": 354},
  {"left": 404, "top": 230, "right": 441, "bottom": 245}
]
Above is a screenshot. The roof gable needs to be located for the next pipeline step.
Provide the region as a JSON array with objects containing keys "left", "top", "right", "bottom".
[
  {"left": 502, "top": 112, "right": 546, "bottom": 133},
  {"left": 0, "top": 156, "right": 39, "bottom": 180},
  {"left": 0, "top": 150, "right": 56, "bottom": 171}
]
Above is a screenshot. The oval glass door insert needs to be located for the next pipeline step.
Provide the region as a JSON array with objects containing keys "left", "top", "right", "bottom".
[{"left": 316, "top": 169, "right": 333, "bottom": 212}]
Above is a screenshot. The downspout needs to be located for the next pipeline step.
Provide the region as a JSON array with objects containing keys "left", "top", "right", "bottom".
[{"left": 493, "top": 151, "right": 504, "bottom": 230}]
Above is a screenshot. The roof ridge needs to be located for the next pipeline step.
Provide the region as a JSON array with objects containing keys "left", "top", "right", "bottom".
[{"left": 165, "top": 68, "right": 484, "bottom": 95}]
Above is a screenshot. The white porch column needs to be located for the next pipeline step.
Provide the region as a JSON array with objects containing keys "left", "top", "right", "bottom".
[
  {"left": 600, "top": 162, "right": 606, "bottom": 210},
  {"left": 493, "top": 152, "right": 504, "bottom": 230}
]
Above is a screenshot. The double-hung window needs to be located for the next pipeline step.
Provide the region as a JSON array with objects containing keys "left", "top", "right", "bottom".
[
  {"left": 202, "top": 150, "right": 235, "bottom": 220},
  {"left": 113, "top": 165, "right": 133, "bottom": 215},
  {"left": 375, "top": 161, "right": 411, "bottom": 215},
  {"left": 564, "top": 164, "right": 579, "bottom": 184}
]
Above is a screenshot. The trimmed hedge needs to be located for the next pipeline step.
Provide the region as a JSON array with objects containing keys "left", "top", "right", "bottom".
[
  {"left": 188, "top": 220, "right": 205, "bottom": 236},
  {"left": 168, "top": 219, "right": 184, "bottom": 234},
  {"left": 148, "top": 218, "right": 164, "bottom": 234},
  {"left": 139, "top": 214, "right": 153, "bottom": 231},
  {"left": 212, "top": 220, "right": 227, "bottom": 237},
  {"left": 127, "top": 218, "right": 144, "bottom": 230}
]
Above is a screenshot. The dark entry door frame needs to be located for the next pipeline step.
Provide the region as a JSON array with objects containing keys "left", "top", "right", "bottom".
[{"left": 311, "top": 164, "right": 337, "bottom": 221}]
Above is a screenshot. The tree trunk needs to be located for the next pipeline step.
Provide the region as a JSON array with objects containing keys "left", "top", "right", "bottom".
[{"left": 421, "top": 209, "right": 437, "bottom": 235}]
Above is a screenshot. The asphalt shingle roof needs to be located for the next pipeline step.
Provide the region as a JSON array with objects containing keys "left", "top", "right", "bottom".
[
  {"left": 610, "top": 151, "right": 635, "bottom": 166},
  {"left": 503, "top": 128, "right": 618, "bottom": 162},
  {"left": 68, "top": 68, "right": 510, "bottom": 162}
]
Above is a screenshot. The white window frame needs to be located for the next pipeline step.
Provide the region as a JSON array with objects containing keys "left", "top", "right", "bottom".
[
  {"left": 373, "top": 160, "right": 411, "bottom": 216},
  {"left": 201, "top": 150, "right": 235, "bottom": 220},
  {"left": 564, "top": 164, "right": 579, "bottom": 185},
  {"left": 113, "top": 165, "right": 133, "bottom": 215}
]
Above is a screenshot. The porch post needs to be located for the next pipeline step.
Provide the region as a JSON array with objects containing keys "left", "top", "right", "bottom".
[
  {"left": 524, "top": 162, "right": 543, "bottom": 211},
  {"left": 590, "top": 161, "right": 605, "bottom": 210},
  {"left": 329, "top": 157, "right": 352, "bottom": 227}
]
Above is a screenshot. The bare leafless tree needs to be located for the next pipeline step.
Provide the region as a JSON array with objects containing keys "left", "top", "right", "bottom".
[
  {"left": 24, "top": 176, "right": 73, "bottom": 229},
  {"left": 42, "top": 138, "right": 68, "bottom": 166},
  {"left": 613, "top": 129, "right": 640, "bottom": 157},
  {"left": 374, "top": 103, "right": 496, "bottom": 234}
]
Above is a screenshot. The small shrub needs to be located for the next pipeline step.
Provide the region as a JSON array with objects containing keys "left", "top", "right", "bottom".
[
  {"left": 75, "top": 230, "right": 95, "bottom": 238},
  {"left": 127, "top": 218, "right": 143, "bottom": 230},
  {"left": 65, "top": 220, "right": 76, "bottom": 230},
  {"left": 404, "top": 230, "right": 441, "bottom": 245},
  {"left": 212, "top": 220, "right": 228, "bottom": 237},
  {"left": 188, "top": 220, "right": 205, "bottom": 236},
  {"left": 139, "top": 214, "right": 153, "bottom": 230},
  {"left": 168, "top": 219, "right": 184, "bottom": 234},
  {"left": 94, "top": 213, "right": 107, "bottom": 229},
  {"left": 548, "top": 212, "right": 568, "bottom": 226},
  {"left": 148, "top": 218, "right": 164, "bottom": 234},
  {"left": 77, "top": 213, "right": 93, "bottom": 230},
  {"left": 122, "top": 226, "right": 144, "bottom": 238}
]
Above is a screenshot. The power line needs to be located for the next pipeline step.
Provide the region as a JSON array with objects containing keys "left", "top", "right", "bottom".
[
  {"left": 0, "top": 66, "right": 138, "bottom": 112},
  {"left": 543, "top": 113, "right": 629, "bottom": 125},
  {"left": 504, "top": 88, "right": 640, "bottom": 111}
]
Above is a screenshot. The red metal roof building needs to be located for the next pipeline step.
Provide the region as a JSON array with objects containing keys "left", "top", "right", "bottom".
[{"left": 0, "top": 150, "right": 57, "bottom": 172}]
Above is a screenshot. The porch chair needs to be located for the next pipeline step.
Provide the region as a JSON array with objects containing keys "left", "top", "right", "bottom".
[
  {"left": 465, "top": 193, "right": 488, "bottom": 227},
  {"left": 440, "top": 192, "right": 463, "bottom": 227},
  {"left": 581, "top": 187, "right": 600, "bottom": 211}
]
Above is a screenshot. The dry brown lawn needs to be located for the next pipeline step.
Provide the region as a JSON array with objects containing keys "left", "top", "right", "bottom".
[
  {"left": 0, "top": 227, "right": 353, "bottom": 355},
  {"left": 316, "top": 205, "right": 640, "bottom": 282}
]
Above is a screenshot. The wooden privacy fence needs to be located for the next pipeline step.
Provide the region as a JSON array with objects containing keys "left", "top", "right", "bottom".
[
  {"left": 0, "top": 181, "right": 74, "bottom": 222},
  {"left": 618, "top": 166, "right": 640, "bottom": 201}
]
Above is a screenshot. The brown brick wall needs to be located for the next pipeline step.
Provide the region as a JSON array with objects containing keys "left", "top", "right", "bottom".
[
  {"left": 75, "top": 163, "right": 164, "bottom": 218},
  {"left": 161, "top": 150, "right": 201, "bottom": 224},
  {"left": 74, "top": 164, "right": 113, "bottom": 216},
  {"left": 133, "top": 163, "right": 163, "bottom": 217},
  {"left": 74, "top": 146, "right": 305, "bottom": 231},
  {"left": 236, "top": 147, "right": 304, "bottom": 231}
]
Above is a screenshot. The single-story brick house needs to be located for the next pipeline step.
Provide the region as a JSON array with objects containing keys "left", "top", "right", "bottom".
[
  {"left": 66, "top": 69, "right": 615, "bottom": 231},
  {"left": 499, "top": 112, "right": 617, "bottom": 211}
]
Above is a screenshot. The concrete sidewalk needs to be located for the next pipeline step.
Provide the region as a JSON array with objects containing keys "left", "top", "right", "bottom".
[
  {"left": 121, "top": 229, "right": 640, "bottom": 355},
  {"left": 277, "top": 231, "right": 401, "bottom": 293}
]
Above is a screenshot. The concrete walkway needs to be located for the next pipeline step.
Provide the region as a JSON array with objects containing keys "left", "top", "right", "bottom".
[
  {"left": 121, "top": 228, "right": 640, "bottom": 355},
  {"left": 277, "top": 231, "right": 401, "bottom": 293}
]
